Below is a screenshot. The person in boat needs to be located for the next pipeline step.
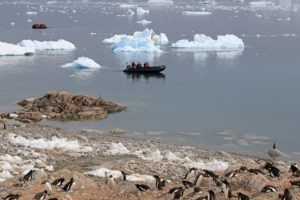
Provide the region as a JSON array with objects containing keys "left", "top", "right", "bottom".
[
  {"left": 144, "top": 62, "right": 150, "bottom": 68},
  {"left": 137, "top": 62, "right": 142, "bottom": 68},
  {"left": 131, "top": 62, "right": 136, "bottom": 68}
]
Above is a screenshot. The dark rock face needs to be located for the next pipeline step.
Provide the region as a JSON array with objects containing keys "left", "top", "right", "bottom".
[{"left": 2, "top": 91, "right": 126, "bottom": 123}]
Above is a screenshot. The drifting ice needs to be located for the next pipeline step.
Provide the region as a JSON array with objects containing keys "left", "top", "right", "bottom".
[
  {"left": 62, "top": 57, "right": 101, "bottom": 69},
  {"left": 0, "top": 41, "right": 35, "bottom": 56},
  {"left": 18, "top": 39, "right": 76, "bottom": 51},
  {"left": 171, "top": 34, "right": 244, "bottom": 51}
]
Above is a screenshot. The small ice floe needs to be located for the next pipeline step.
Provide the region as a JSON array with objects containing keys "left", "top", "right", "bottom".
[
  {"left": 7, "top": 134, "right": 92, "bottom": 152},
  {"left": 27, "top": 19, "right": 33, "bottom": 23},
  {"left": 119, "top": 4, "right": 137, "bottom": 9},
  {"left": 0, "top": 41, "right": 35, "bottom": 56},
  {"left": 137, "top": 19, "right": 152, "bottom": 26},
  {"left": 10, "top": 22, "right": 15, "bottom": 26},
  {"left": 17, "top": 39, "right": 76, "bottom": 51},
  {"left": 103, "top": 28, "right": 168, "bottom": 52},
  {"left": 137, "top": 7, "right": 149, "bottom": 15},
  {"left": 148, "top": 0, "right": 174, "bottom": 5},
  {"left": 90, "top": 32, "right": 96, "bottom": 35},
  {"left": 182, "top": 11, "right": 212, "bottom": 16},
  {"left": 199, "top": 0, "right": 216, "bottom": 5},
  {"left": 127, "top": 9, "right": 135, "bottom": 15},
  {"left": 26, "top": 11, "right": 38, "bottom": 15},
  {"left": 171, "top": 34, "right": 244, "bottom": 52},
  {"left": 62, "top": 57, "right": 101, "bottom": 70},
  {"left": 249, "top": 1, "right": 274, "bottom": 8}
]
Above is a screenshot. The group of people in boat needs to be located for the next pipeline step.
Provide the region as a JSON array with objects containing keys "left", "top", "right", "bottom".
[{"left": 130, "top": 62, "right": 150, "bottom": 69}]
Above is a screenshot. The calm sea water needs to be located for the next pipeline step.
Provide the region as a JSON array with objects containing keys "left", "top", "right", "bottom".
[{"left": 0, "top": 0, "right": 300, "bottom": 159}]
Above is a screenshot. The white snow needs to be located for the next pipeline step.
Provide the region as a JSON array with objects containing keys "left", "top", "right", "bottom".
[
  {"left": 171, "top": 34, "right": 244, "bottom": 51},
  {"left": 184, "top": 158, "right": 228, "bottom": 171},
  {"left": 84, "top": 167, "right": 155, "bottom": 182},
  {"left": 182, "top": 11, "right": 212, "bottom": 15},
  {"left": 148, "top": 0, "right": 174, "bottom": 4},
  {"left": 18, "top": 39, "right": 76, "bottom": 51},
  {"left": 0, "top": 41, "right": 35, "bottom": 56},
  {"left": 249, "top": 1, "right": 274, "bottom": 7},
  {"left": 106, "top": 142, "right": 130, "bottom": 154},
  {"left": 62, "top": 57, "right": 101, "bottom": 69},
  {"left": 103, "top": 28, "right": 168, "bottom": 52},
  {"left": 119, "top": 4, "right": 137, "bottom": 9},
  {"left": 137, "top": 7, "right": 149, "bottom": 15},
  {"left": 7, "top": 134, "right": 92, "bottom": 152}
]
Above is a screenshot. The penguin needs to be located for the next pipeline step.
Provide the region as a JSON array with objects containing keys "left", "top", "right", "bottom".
[
  {"left": 289, "top": 164, "right": 300, "bottom": 177},
  {"left": 264, "top": 162, "right": 280, "bottom": 177},
  {"left": 248, "top": 168, "right": 264, "bottom": 175},
  {"left": 42, "top": 180, "right": 52, "bottom": 193},
  {"left": 237, "top": 192, "right": 250, "bottom": 200},
  {"left": 183, "top": 167, "right": 197, "bottom": 180},
  {"left": 261, "top": 185, "right": 278, "bottom": 193},
  {"left": 51, "top": 177, "right": 65, "bottom": 186},
  {"left": 63, "top": 177, "right": 75, "bottom": 191},
  {"left": 194, "top": 171, "right": 205, "bottom": 186},
  {"left": 279, "top": 188, "right": 294, "bottom": 200},
  {"left": 268, "top": 142, "right": 283, "bottom": 160},
  {"left": 2, "top": 193, "right": 21, "bottom": 200},
  {"left": 107, "top": 175, "right": 116, "bottom": 190},
  {"left": 221, "top": 179, "right": 233, "bottom": 199},
  {"left": 173, "top": 187, "right": 185, "bottom": 200},
  {"left": 121, "top": 171, "right": 127, "bottom": 181},
  {"left": 224, "top": 170, "right": 238, "bottom": 178},
  {"left": 196, "top": 190, "right": 216, "bottom": 200},
  {"left": 47, "top": 198, "right": 58, "bottom": 200},
  {"left": 21, "top": 169, "right": 34, "bottom": 181},
  {"left": 182, "top": 180, "right": 195, "bottom": 188},
  {"left": 290, "top": 180, "right": 300, "bottom": 187},
  {"left": 135, "top": 184, "right": 152, "bottom": 191},
  {"left": 3, "top": 123, "right": 6, "bottom": 130},
  {"left": 203, "top": 170, "right": 218, "bottom": 179},
  {"left": 153, "top": 175, "right": 166, "bottom": 190},
  {"left": 193, "top": 186, "right": 202, "bottom": 193},
  {"left": 32, "top": 190, "right": 47, "bottom": 200},
  {"left": 239, "top": 166, "right": 248, "bottom": 172},
  {"left": 168, "top": 187, "right": 183, "bottom": 194}
]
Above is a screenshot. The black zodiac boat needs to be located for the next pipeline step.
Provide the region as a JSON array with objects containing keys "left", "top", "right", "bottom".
[{"left": 123, "top": 65, "right": 166, "bottom": 73}]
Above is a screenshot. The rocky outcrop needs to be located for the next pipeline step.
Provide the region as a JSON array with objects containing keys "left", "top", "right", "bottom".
[{"left": 1, "top": 91, "right": 126, "bottom": 123}]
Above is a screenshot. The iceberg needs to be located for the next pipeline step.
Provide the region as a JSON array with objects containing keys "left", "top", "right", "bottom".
[
  {"left": 171, "top": 34, "right": 244, "bottom": 51},
  {"left": 148, "top": 0, "right": 174, "bottom": 5},
  {"left": 0, "top": 42, "right": 35, "bottom": 56},
  {"left": 182, "top": 11, "right": 212, "bottom": 15},
  {"left": 136, "top": 7, "right": 149, "bottom": 15},
  {"left": 103, "top": 28, "right": 168, "bottom": 52},
  {"left": 18, "top": 39, "right": 76, "bottom": 51},
  {"left": 137, "top": 19, "right": 152, "bottom": 26},
  {"left": 62, "top": 57, "right": 101, "bottom": 69}
]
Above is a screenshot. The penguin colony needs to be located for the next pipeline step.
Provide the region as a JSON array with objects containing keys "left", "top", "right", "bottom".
[{"left": 2, "top": 158, "right": 300, "bottom": 199}]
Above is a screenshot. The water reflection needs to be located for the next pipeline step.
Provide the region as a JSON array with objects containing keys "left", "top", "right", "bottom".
[{"left": 125, "top": 73, "right": 165, "bottom": 83}]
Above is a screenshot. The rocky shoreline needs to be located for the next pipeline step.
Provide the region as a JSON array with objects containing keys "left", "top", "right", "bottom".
[{"left": 0, "top": 119, "right": 299, "bottom": 200}]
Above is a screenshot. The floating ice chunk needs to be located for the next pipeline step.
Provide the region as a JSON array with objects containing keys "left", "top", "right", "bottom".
[
  {"left": 127, "top": 9, "right": 135, "bottom": 15},
  {"left": 106, "top": 142, "right": 130, "bottom": 154},
  {"left": 10, "top": 22, "right": 15, "bottom": 26},
  {"left": 62, "top": 57, "right": 101, "bottom": 69},
  {"left": 137, "top": 19, "right": 152, "bottom": 26},
  {"left": 171, "top": 34, "right": 244, "bottom": 52},
  {"left": 148, "top": 0, "right": 174, "bottom": 4},
  {"left": 199, "top": 0, "right": 216, "bottom": 5},
  {"left": 119, "top": 4, "right": 137, "bottom": 9},
  {"left": 7, "top": 134, "right": 92, "bottom": 152},
  {"left": 0, "top": 42, "right": 35, "bottom": 56},
  {"left": 249, "top": 1, "right": 274, "bottom": 7},
  {"left": 182, "top": 11, "right": 212, "bottom": 15},
  {"left": 104, "top": 28, "right": 168, "bottom": 52},
  {"left": 137, "top": 7, "right": 149, "bottom": 15},
  {"left": 26, "top": 11, "right": 37, "bottom": 15},
  {"left": 18, "top": 39, "right": 76, "bottom": 51}
]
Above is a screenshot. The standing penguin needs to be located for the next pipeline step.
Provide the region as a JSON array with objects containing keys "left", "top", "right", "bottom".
[
  {"left": 238, "top": 192, "right": 250, "bottom": 200},
  {"left": 42, "top": 180, "right": 52, "bottom": 193},
  {"left": 63, "top": 177, "right": 75, "bottom": 192},
  {"left": 153, "top": 175, "right": 166, "bottom": 190},
  {"left": 268, "top": 142, "right": 283, "bottom": 160},
  {"left": 22, "top": 169, "right": 34, "bottom": 181},
  {"left": 107, "top": 175, "right": 116, "bottom": 190},
  {"left": 51, "top": 177, "right": 65, "bottom": 186},
  {"left": 279, "top": 188, "right": 294, "bottom": 200},
  {"left": 221, "top": 179, "right": 233, "bottom": 199},
  {"left": 2, "top": 193, "right": 21, "bottom": 200}
]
